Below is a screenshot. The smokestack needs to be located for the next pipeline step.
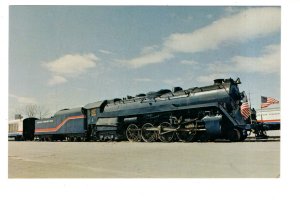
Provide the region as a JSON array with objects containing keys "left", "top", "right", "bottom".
[{"left": 214, "top": 79, "right": 224, "bottom": 85}]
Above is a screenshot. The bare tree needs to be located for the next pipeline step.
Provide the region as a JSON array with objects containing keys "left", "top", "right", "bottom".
[
  {"left": 23, "top": 104, "right": 51, "bottom": 119},
  {"left": 36, "top": 105, "right": 51, "bottom": 119},
  {"left": 24, "top": 104, "right": 38, "bottom": 117}
]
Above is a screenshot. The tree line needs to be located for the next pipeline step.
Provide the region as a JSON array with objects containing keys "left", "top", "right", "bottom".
[{"left": 14, "top": 104, "right": 51, "bottom": 119}]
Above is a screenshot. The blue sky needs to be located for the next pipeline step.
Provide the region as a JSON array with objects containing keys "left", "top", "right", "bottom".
[{"left": 9, "top": 6, "right": 280, "bottom": 119}]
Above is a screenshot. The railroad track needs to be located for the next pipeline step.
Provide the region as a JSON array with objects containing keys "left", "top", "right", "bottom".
[
  {"left": 244, "top": 136, "right": 280, "bottom": 142},
  {"left": 9, "top": 136, "right": 281, "bottom": 143}
]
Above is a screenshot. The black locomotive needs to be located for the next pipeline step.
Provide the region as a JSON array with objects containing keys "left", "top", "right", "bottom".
[{"left": 26, "top": 77, "right": 256, "bottom": 142}]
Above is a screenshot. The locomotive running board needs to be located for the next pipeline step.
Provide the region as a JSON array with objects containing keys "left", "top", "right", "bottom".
[
  {"left": 171, "top": 102, "right": 239, "bottom": 126},
  {"left": 143, "top": 126, "right": 206, "bottom": 135},
  {"left": 172, "top": 103, "right": 237, "bottom": 125}
]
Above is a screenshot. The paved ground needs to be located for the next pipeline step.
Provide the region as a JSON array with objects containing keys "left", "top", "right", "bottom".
[{"left": 8, "top": 138, "right": 280, "bottom": 178}]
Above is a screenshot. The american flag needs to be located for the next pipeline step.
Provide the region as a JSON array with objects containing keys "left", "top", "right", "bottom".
[
  {"left": 240, "top": 98, "right": 251, "bottom": 120},
  {"left": 261, "top": 96, "right": 279, "bottom": 108}
]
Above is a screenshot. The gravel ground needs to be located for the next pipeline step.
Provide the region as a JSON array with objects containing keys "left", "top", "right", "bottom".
[{"left": 8, "top": 138, "right": 280, "bottom": 178}]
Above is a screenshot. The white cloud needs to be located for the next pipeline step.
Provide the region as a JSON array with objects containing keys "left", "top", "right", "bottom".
[
  {"left": 124, "top": 7, "right": 280, "bottom": 68},
  {"left": 140, "top": 45, "right": 160, "bottom": 55},
  {"left": 122, "top": 50, "right": 174, "bottom": 69},
  {"left": 207, "top": 44, "right": 280, "bottom": 74},
  {"left": 9, "top": 94, "right": 37, "bottom": 105},
  {"left": 164, "top": 7, "right": 280, "bottom": 53},
  {"left": 231, "top": 44, "right": 280, "bottom": 73},
  {"left": 195, "top": 44, "right": 280, "bottom": 85},
  {"left": 99, "top": 49, "right": 112, "bottom": 54},
  {"left": 197, "top": 73, "right": 230, "bottom": 85},
  {"left": 47, "top": 75, "right": 67, "bottom": 86},
  {"left": 43, "top": 53, "right": 99, "bottom": 85},
  {"left": 180, "top": 60, "right": 199, "bottom": 65},
  {"left": 44, "top": 53, "right": 98, "bottom": 76}
]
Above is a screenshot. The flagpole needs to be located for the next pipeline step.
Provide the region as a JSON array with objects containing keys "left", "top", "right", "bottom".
[
  {"left": 248, "top": 92, "right": 252, "bottom": 124},
  {"left": 260, "top": 95, "right": 263, "bottom": 123}
]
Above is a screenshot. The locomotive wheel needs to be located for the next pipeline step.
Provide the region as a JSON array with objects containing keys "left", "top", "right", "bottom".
[
  {"left": 228, "top": 129, "right": 241, "bottom": 142},
  {"left": 46, "top": 136, "right": 52, "bottom": 142},
  {"left": 126, "top": 124, "right": 141, "bottom": 142},
  {"left": 107, "top": 134, "right": 114, "bottom": 142},
  {"left": 158, "top": 122, "right": 174, "bottom": 142},
  {"left": 141, "top": 123, "right": 157, "bottom": 142},
  {"left": 239, "top": 131, "right": 247, "bottom": 141},
  {"left": 176, "top": 130, "right": 196, "bottom": 142}
]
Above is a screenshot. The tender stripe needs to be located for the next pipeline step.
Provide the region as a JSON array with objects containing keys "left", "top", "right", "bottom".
[{"left": 257, "top": 119, "right": 280, "bottom": 123}]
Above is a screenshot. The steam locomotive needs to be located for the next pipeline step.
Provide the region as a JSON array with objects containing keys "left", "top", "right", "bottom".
[{"left": 10, "top": 78, "right": 261, "bottom": 142}]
